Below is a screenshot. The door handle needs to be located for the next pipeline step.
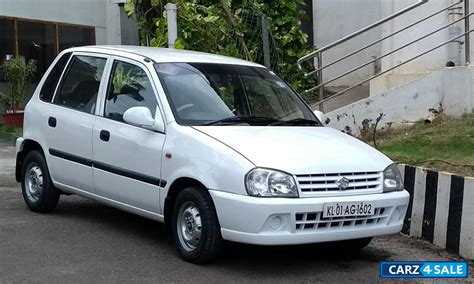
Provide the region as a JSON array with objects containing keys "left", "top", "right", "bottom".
[
  {"left": 99, "top": 130, "right": 110, "bottom": 142},
  {"left": 48, "top": 117, "right": 57, "bottom": 128}
]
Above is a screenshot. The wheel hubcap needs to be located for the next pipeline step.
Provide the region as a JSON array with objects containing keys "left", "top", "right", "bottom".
[
  {"left": 177, "top": 201, "right": 202, "bottom": 251},
  {"left": 25, "top": 163, "right": 43, "bottom": 202}
]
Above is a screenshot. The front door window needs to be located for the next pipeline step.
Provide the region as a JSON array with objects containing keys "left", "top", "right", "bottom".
[{"left": 104, "top": 60, "right": 158, "bottom": 122}]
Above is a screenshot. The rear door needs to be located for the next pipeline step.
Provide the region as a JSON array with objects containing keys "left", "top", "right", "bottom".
[
  {"left": 44, "top": 53, "right": 109, "bottom": 193},
  {"left": 92, "top": 57, "right": 166, "bottom": 213}
]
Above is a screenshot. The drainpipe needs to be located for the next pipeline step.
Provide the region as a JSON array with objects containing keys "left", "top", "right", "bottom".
[{"left": 447, "top": 0, "right": 463, "bottom": 66}]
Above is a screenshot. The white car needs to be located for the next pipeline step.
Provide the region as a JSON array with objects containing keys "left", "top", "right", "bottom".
[{"left": 16, "top": 46, "right": 409, "bottom": 263}]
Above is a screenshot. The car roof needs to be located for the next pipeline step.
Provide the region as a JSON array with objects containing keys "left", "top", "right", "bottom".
[{"left": 67, "top": 45, "right": 265, "bottom": 68}]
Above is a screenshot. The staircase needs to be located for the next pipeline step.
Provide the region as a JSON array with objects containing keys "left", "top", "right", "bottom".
[
  {"left": 297, "top": 0, "right": 473, "bottom": 120},
  {"left": 314, "top": 85, "right": 369, "bottom": 113}
]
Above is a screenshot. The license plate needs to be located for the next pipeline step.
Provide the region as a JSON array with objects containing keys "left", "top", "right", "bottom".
[{"left": 323, "top": 201, "right": 375, "bottom": 218}]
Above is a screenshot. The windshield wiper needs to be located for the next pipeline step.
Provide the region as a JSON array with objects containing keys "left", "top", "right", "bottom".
[
  {"left": 269, "top": 118, "right": 321, "bottom": 126},
  {"left": 204, "top": 116, "right": 278, "bottom": 126}
]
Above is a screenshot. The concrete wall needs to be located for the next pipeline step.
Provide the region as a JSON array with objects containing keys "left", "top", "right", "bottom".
[
  {"left": 326, "top": 66, "right": 474, "bottom": 136},
  {"left": 380, "top": 0, "right": 453, "bottom": 76},
  {"left": 398, "top": 164, "right": 473, "bottom": 260},
  {"left": 0, "top": 0, "right": 123, "bottom": 45},
  {"left": 370, "top": 0, "right": 462, "bottom": 96},
  {"left": 311, "top": 0, "right": 472, "bottom": 95},
  {"left": 312, "top": 0, "right": 382, "bottom": 87}
]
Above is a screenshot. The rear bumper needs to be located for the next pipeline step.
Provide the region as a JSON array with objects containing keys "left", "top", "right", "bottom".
[
  {"left": 209, "top": 190, "right": 409, "bottom": 245},
  {"left": 15, "top": 137, "right": 25, "bottom": 182}
]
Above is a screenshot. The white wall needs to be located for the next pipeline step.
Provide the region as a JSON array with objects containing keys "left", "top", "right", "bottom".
[
  {"left": 326, "top": 66, "right": 474, "bottom": 136},
  {"left": 312, "top": 0, "right": 382, "bottom": 87},
  {"left": 0, "top": 0, "right": 122, "bottom": 45},
  {"left": 311, "top": 0, "right": 471, "bottom": 95},
  {"left": 369, "top": 0, "right": 463, "bottom": 95},
  {"left": 380, "top": 0, "right": 453, "bottom": 76}
]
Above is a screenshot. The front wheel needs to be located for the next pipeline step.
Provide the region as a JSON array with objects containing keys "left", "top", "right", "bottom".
[
  {"left": 335, "top": 237, "right": 373, "bottom": 252},
  {"left": 172, "top": 187, "right": 222, "bottom": 264}
]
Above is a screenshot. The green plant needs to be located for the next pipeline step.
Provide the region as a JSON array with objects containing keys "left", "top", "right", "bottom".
[
  {"left": 0, "top": 123, "right": 22, "bottom": 137},
  {"left": 124, "top": 0, "right": 317, "bottom": 101},
  {"left": 112, "top": 65, "right": 134, "bottom": 94},
  {"left": 1, "top": 57, "right": 37, "bottom": 113}
]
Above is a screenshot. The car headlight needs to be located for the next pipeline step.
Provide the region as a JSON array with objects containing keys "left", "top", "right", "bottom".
[
  {"left": 245, "top": 168, "right": 299, "bottom": 197},
  {"left": 383, "top": 163, "right": 404, "bottom": 192}
]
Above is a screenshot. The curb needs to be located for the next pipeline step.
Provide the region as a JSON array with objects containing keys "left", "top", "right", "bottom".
[{"left": 398, "top": 164, "right": 474, "bottom": 260}]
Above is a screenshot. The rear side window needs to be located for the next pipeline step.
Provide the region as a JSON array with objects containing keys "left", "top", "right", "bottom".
[
  {"left": 53, "top": 55, "right": 106, "bottom": 114},
  {"left": 39, "top": 52, "right": 72, "bottom": 102}
]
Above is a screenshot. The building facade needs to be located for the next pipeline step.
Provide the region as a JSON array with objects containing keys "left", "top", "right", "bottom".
[{"left": 0, "top": 0, "right": 138, "bottom": 80}]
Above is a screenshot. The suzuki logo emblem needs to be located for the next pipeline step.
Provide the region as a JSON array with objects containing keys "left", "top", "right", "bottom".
[{"left": 336, "top": 177, "right": 350, "bottom": 190}]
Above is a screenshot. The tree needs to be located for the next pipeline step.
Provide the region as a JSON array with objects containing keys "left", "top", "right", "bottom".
[{"left": 125, "top": 0, "right": 316, "bottom": 101}]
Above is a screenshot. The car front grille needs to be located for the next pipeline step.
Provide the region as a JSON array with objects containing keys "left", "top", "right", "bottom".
[
  {"left": 295, "top": 171, "right": 382, "bottom": 193},
  {"left": 295, "top": 207, "right": 389, "bottom": 232}
]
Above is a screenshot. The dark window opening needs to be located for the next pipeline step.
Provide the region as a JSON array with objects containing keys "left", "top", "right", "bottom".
[
  {"left": 0, "top": 17, "right": 96, "bottom": 81},
  {"left": 59, "top": 25, "right": 95, "bottom": 51},
  {"left": 17, "top": 20, "right": 56, "bottom": 82},
  {"left": 0, "top": 18, "right": 15, "bottom": 82}
]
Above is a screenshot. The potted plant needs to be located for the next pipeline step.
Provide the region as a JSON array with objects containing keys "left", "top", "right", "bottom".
[{"left": 0, "top": 56, "right": 36, "bottom": 127}]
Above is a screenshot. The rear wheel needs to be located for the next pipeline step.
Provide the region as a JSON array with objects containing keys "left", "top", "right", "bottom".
[
  {"left": 21, "top": 151, "right": 60, "bottom": 213},
  {"left": 172, "top": 187, "right": 222, "bottom": 264}
]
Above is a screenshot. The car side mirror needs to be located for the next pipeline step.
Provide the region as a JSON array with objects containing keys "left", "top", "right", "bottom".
[
  {"left": 123, "top": 106, "right": 165, "bottom": 132},
  {"left": 313, "top": 110, "right": 326, "bottom": 125}
]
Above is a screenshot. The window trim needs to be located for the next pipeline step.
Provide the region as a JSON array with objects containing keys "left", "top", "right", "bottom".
[
  {"left": 50, "top": 52, "right": 75, "bottom": 103},
  {"left": 50, "top": 52, "right": 110, "bottom": 115},
  {"left": 39, "top": 52, "right": 72, "bottom": 102},
  {"left": 97, "top": 55, "right": 166, "bottom": 133}
]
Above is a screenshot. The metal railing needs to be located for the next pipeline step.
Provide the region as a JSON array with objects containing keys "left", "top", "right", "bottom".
[{"left": 297, "top": 0, "right": 473, "bottom": 111}]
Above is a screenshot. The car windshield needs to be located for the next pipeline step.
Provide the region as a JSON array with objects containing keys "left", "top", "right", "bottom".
[{"left": 154, "top": 63, "right": 320, "bottom": 126}]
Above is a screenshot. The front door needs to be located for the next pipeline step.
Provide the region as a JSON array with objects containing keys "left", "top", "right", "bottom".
[{"left": 92, "top": 58, "right": 166, "bottom": 213}]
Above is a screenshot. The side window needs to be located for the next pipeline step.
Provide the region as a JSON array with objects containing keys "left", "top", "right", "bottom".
[
  {"left": 104, "top": 60, "right": 157, "bottom": 122},
  {"left": 53, "top": 55, "right": 106, "bottom": 114},
  {"left": 40, "top": 52, "right": 72, "bottom": 102}
]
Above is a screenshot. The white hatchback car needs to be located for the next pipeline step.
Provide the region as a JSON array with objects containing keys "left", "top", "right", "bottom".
[{"left": 16, "top": 46, "right": 409, "bottom": 263}]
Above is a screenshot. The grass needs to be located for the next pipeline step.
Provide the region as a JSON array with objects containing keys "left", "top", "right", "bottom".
[
  {"left": 363, "top": 113, "right": 474, "bottom": 177},
  {"left": 0, "top": 124, "right": 22, "bottom": 138}
]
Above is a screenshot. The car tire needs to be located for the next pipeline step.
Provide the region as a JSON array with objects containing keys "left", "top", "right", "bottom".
[
  {"left": 172, "top": 187, "right": 223, "bottom": 264},
  {"left": 21, "top": 150, "right": 60, "bottom": 213}
]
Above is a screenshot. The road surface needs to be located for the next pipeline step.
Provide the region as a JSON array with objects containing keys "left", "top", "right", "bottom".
[{"left": 0, "top": 143, "right": 471, "bottom": 282}]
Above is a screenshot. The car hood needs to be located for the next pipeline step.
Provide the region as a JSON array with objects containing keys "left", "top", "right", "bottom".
[{"left": 192, "top": 126, "right": 393, "bottom": 174}]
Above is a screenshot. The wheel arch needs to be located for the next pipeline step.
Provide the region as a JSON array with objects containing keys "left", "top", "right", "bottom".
[
  {"left": 16, "top": 139, "right": 45, "bottom": 182},
  {"left": 163, "top": 177, "right": 211, "bottom": 231}
]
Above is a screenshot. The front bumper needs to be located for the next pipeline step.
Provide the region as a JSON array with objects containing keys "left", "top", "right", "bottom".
[{"left": 209, "top": 190, "right": 409, "bottom": 245}]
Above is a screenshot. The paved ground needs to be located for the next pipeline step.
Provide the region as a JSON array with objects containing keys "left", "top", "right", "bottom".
[{"left": 0, "top": 144, "right": 472, "bottom": 283}]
